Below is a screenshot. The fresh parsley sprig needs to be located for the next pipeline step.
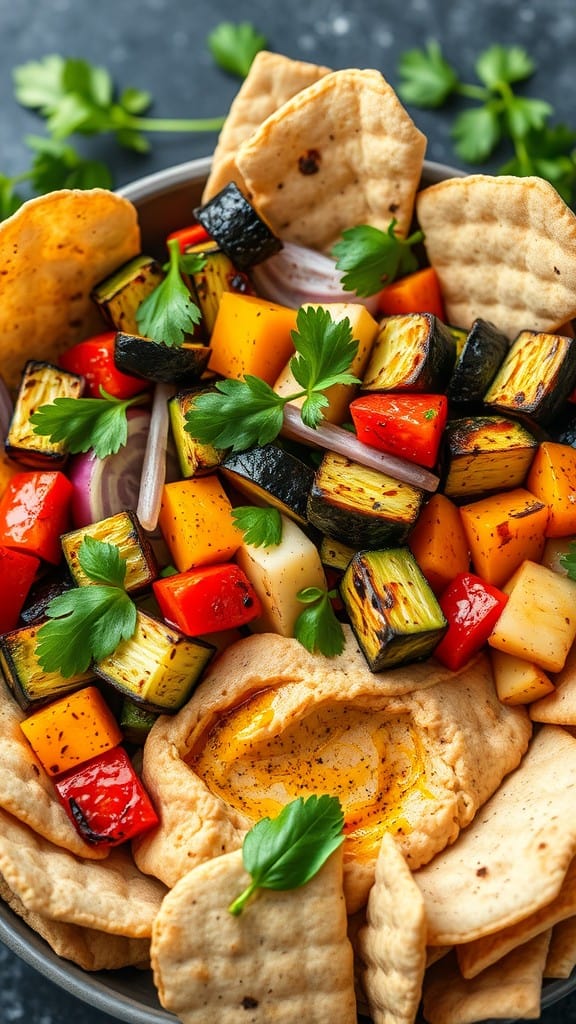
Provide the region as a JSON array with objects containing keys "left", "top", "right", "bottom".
[
  {"left": 136, "top": 238, "right": 204, "bottom": 346},
  {"left": 207, "top": 22, "right": 267, "bottom": 79},
  {"left": 332, "top": 220, "right": 424, "bottom": 297},
  {"left": 294, "top": 586, "right": 345, "bottom": 657},
  {"left": 185, "top": 306, "right": 359, "bottom": 451},
  {"left": 560, "top": 541, "right": 576, "bottom": 580},
  {"left": 232, "top": 506, "right": 283, "bottom": 547},
  {"left": 228, "top": 794, "right": 344, "bottom": 916},
  {"left": 35, "top": 536, "right": 137, "bottom": 677},
  {"left": 30, "top": 387, "right": 147, "bottom": 459}
]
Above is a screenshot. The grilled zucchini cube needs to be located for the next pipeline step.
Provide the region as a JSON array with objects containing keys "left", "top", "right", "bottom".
[
  {"left": 340, "top": 547, "right": 447, "bottom": 671},
  {"left": 6, "top": 361, "right": 84, "bottom": 468},
  {"left": 446, "top": 319, "right": 508, "bottom": 408},
  {"left": 60, "top": 511, "right": 158, "bottom": 594},
  {"left": 319, "top": 536, "right": 357, "bottom": 571},
  {"left": 307, "top": 451, "right": 425, "bottom": 548},
  {"left": 91, "top": 254, "right": 165, "bottom": 334},
  {"left": 0, "top": 621, "right": 94, "bottom": 709},
  {"left": 484, "top": 330, "right": 576, "bottom": 425},
  {"left": 114, "top": 333, "right": 211, "bottom": 386},
  {"left": 221, "top": 443, "right": 315, "bottom": 527},
  {"left": 119, "top": 697, "right": 158, "bottom": 745},
  {"left": 184, "top": 239, "right": 252, "bottom": 336},
  {"left": 443, "top": 416, "right": 539, "bottom": 500},
  {"left": 94, "top": 610, "right": 214, "bottom": 713},
  {"left": 169, "top": 389, "right": 222, "bottom": 478},
  {"left": 361, "top": 313, "right": 456, "bottom": 392}
]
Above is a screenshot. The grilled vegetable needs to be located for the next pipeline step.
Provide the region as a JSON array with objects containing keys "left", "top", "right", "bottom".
[
  {"left": 490, "top": 649, "right": 554, "bottom": 706},
  {"left": 0, "top": 470, "right": 73, "bottom": 564},
  {"left": 0, "top": 620, "right": 94, "bottom": 709},
  {"left": 339, "top": 547, "right": 447, "bottom": 670},
  {"left": 19, "top": 685, "right": 122, "bottom": 777},
  {"left": 119, "top": 698, "right": 158, "bottom": 745},
  {"left": 433, "top": 572, "right": 508, "bottom": 672},
  {"left": 377, "top": 266, "right": 446, "bottom": 320},
  {"left": 61, "top": 511, "right": 157, "bottom": 594},
  {"left": 6, "top": 361, "right": 84, "bottom": 468},
  {"left": 158, "top": 476, "right": 242, "bottom": 572},
  {"left": 349, "top": 393, "right": 448, "bottom": 469},
  {"left": 194, "top": 182, "right": 282, "bottom": 270},
  {"left": 361, "top": 312, "right": 456, "bottom": 392},
  {"left": 526, "top": 441, "right": 576, "bottom": 538},
  {"left": 460, "top": 488, "right": 549, "bottom": 588},
  {"left": 91, "top": 254, "right": 165, "bottom": 334},
  {"left": 0, "top": 547, "right": 40, "bottom": 633},
  {"left": 153, "top": 562, "right": 261, "bottom": 636},
  {"left": 93, "top": 609, "right": 214, "bottom": 713},
  {"left": 319, "top": 536, "right": 357, "bottom": 571},
  {"left": 221, "top": 443, "right": 314, "bottom": 526},
  {"left": 59, "top": 332, "right": 147, "bottom": 400},
  {"left": 114, "top": 332, "right": 211, "bottom": 386},
  {"left": 183, "top": 238, "right": 253, "bottom": 336},
  {"left": 208, "top": 292, "right": 297, "bottom": 383},
  {"left": 306, "top": 451, "right": 425, "bottom": 548},
  {"left": 446, "top": 318, "right": 509, "bottom": 408},
  {"left": 484, "top": 330, "right": 576, "bottom": 425},
  {"left": 168, "top": 389, "right": 222, "bottom": 478},
  {"left": 407, "top": 492, "right": 470, "bottom": 595},
  {"left": 442, "top": 416, "right": 539, "bottom": 500}
]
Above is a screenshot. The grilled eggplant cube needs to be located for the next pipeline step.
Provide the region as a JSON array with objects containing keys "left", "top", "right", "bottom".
[
  {"left": 195, "top": 182, "right": 282, "bottom": 270},
  {"left": 443, "top": 416, "right": 539, "bottom": 500},
  {"left": 0, "top": 622, "right": 95, "bottom": 709},
  {"left": 446, "top": 319, "right": 509, "bottom": 408},
  {"left": 92, "top": 254, "right": 165, "bottom": 335},
  {"left": 114, "top": 333, "right": 211, "bottom": 386},
  {"left": 6, "top": 361, "right": 84, "bottom": 468},
  {"left": 61, "top": 511, "right": 158, "bottom": 594},
  {"left": 484, "top": 330, "right": 576, "bottom": 425},
  {"left": 184, "top": 239, "right": 252, "bottom": 336},
  {"left": 340, "top": 547, "right": 447, "bottom": 671},
  {"left": 221, "top": 443, "right": 315, "bottom": 526},
  {"left": 94, "top": 610, "right": 214, "bottom": 713},
  {"left": 307, "top": 452, "right": 425, "bottom": 548},
  {"left": 361, "top": 313, "right": 456, "bottom": 393},
  {"left": 169, "top": 389, "right": 222, "bottom": 478}
]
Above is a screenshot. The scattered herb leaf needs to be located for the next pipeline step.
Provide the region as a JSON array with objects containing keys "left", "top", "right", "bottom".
[
  {"left": 232, "top": 506, "right": 283, "bottom": 547},
  {"left": 332, "top": 221, "right": 424, "bottom": 297},
  {"left": 207, "top": 22, "right": 267, "bottom": 79},
  {"left": 30, "top": 388, "right": 147, "bottom": 459},
  {"left": 294, "top": 586, "right": 345, "bottom": 657},
  {"left": 560, "top": 542, "right": 576, "bottom": 581},
  {"left": 136, "top": 238, "right": 203, "bottom": 346}
]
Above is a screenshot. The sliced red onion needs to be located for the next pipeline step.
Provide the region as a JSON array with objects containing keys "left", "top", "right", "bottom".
[
  {"left": 0, "top": 376, "right": 14, "bottom": 438},
  {"left": 250, "top": 242, "right": 380, "bottom": 315},
  {"left": 137, "top": 382, "right": 176, "bottom": 533},
  {"left": 281, "top": 404, "right": 440, "bottom": 493}
]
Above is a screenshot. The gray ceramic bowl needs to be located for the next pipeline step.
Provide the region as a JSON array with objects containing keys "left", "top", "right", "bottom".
[{"left": 1, "top": 157, "right": 575, "bottom": 1023}]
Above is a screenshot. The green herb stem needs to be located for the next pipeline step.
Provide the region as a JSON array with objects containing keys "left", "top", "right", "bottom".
[
  {"left": 228, "top": 879, "right": 259, "bottom": 916},
  {"left": 456, "top": 82, "right": 491, "bottom": 102},
  {"left": 121, "top": 114, "right": 225, "bottom": 133}
]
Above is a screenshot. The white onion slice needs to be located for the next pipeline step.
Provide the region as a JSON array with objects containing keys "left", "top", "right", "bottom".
[
  {"left": 137, "top": 383, "right": 176, "bottom": 532},
  {"left": 281, "top": 404, "right": 440, "bottom": 493},
  {"left": 250, "top": 241, "right": 380, "bottom": 315},
  {"left": 0, "top": 376, "right": 14, "bottom": 438}
]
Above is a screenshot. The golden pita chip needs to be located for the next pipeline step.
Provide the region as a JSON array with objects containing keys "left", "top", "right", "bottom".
[
  {"left": 202, "top": 50, "right": 331, "bottom": 202},
  {"left": 0, "top": 806, "right": 167, "bottom": 937},
  {"left": 545, "top": 916, "right": 576, "bottom": 978},
  {"left": 236, "top": 68, "right": 426, "bottom": 252},
  {"left": 422, "top": 934, "right": 551, "bottom": 1024},
  {"left": 151, "top": 847, "right": 356, "bottom": 1024},
  {"left": 0, "top": 188, "right": 140, "bottom": 390},
  {"left": 356, "top": 833, "right": 426, "bottom": 1024},
  {"left": 530, "top": 642, "right": 576, "bottom": 725},
  {"left": 416, "top": 174, "right": 576, "bottom": 340},
  {"left": 414, "top": 726, "right": 576, "bottom": 946}
]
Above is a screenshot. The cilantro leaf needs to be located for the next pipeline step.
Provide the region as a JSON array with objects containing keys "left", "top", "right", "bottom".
[
  {"left": 397, "top": 41, "right": 460, "bottom": 108},
  {"left": 232, "top": 506, "right": 283, "bottom": 547},
  {"left": 207, "top": 22, "right": 267, "bottom": 79},
  {"left": 30, "top": 389, "right": 145, "bottom": 459},
  {"left": 452, "top": 105, "right": 502, "bottom": 162},
  {"left": 36, "top": 585, "right": 137, "bottom": 676},
  {"left": 560, "top": 542, "right": 576, "bottom": 581},
  {"left": 475, "top": 45, "right": 535, "bottom": 89},
  {"left": 228, "top": 795, "right": 344, "bottom": 915},
  {"left": 13, "top": 55, "right": 69, "bottom": 115},
  {"left": 332, "top": 221, "right": 423, "bottom": 297},
  {"left": 136, "top": 238, "right": 202, "bottom": 346},
  {"left": 0, "top": 175, "right": 24, "bottom": 221},
  {"left": 27, "top": 136, "right": 112, "bottom": 191},
  {"left": 78, "top": 535, "right": 128, "bottom": 588},
  {"left": 505, "top": 96, "right": 552, "bottom": 139},
  {"left": 294, "top": 586, "right": 345, "bottom": 657}
]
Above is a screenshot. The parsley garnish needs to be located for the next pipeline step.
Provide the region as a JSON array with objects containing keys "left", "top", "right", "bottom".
[
  {"left": 559, "top": 542, "right": 576, "bottom": 580},
  {"left": 30, "top": 388, "right": 147, "bottom": 460},
  {"left": 185, "top": 306, "right": 359, "bottom": 451},
  {"left": 136, "top": 239, "right": 204, "bottom": 346},
  {"left": 332, "top": 221, "right": 424, "bottom": 297},
  {"left": 207, "top": 22, "right": 267, "bottom": 79},
  {"left": 228, "top": 794, "right": 344, "bottom": 916},
  {"left": 35, "top": 537, "right": 137, "bottom": 677},
  {"left": 232, "top": 506, "right": 283, "bottom": 547},
  {"left": 294, "top": 586, "right": 345, "bottom": 657}
]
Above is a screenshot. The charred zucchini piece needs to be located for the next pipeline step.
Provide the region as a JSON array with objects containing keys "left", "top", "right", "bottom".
[
  {"left": 169, "top": 389, "right": 222, "bottom": 478},
  {"left": 446, "top": 319, "right": 509, "bottom": 408},
  {"left": 361, "top": 313, "right": 456, "bottom": 393},
  {"left": 307, "top": 451, "right": 425, "bottom": 548},
  {"left": 184, "top": 239, "right": 252, "bottom": 336},
  {"left": 442, "top": 416, "right": 539, "bottom": 500},
  {"left": 448, "top": 325, "right": 468, "bottom": 358},
  {"left": 119, "top": 697, "right": 158, "bottom": 745},
  {"left": 19, "top": 565, "right": 74, "bottom": 625},
  {"left": 319, "top": 536, "right": 357, "bottom": 571},
  {"left": 93, "top": 610, "right": 214, "bottom": 713},
  {"left": 340, "top": 547, "right": 447, "bottom": 671},
  {"left": 0, "top": 622, "right": 94, "bottom": 709},
  {"left": 92, "top": 254, "right": 165, "bottom": 334},
  {"left": 6, "top": 361, "right": 84, "bottom": 468},
  {"left": 194, "top": 182, "right": 282, "bottom": 270},
  {"left": 114, "top": 333, "right": 211, "bottom": 386},
  {"left": 220, "top": 443, "right": 314, "bottom": 526},
  {"left": 61, "top": 511, "right": 158, "bottom": 594},
  {"left": 484, "top": 330, "right": 576, "bottom": 425}
]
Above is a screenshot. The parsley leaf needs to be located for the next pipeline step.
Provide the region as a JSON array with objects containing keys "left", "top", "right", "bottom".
[
  {"left": 228, "top": 794, "right": 344, "bottom": 915},
  {"left": 136, "top": 238, "right": 202, "bottom": 346},
  {"left": 27, "top": 135, "right": 112, "bottom": 191},
  {"left": 0, "top": 175, "right": 24, "bottom": 220},
  {"left": 475, "top": 44, "right": 535, "bottom": 89},
  {"left": 77, "top": 534, "right": 128, "bottom": 587},
  {"left": 560, "top": 542, "right": 576, "bottom": 581},
  {"left": 232, "top": 506, "right": 283, "bottom": 547},
  {"left": 452, "top": 105, "right": 502, "bottom": 162},
  {"left": 397, "top": 40, "right": 460, "bottom": 108},
  {"left": 332, "top": 221, "right": 424, "bottom": 297},
  {"left": 30, "top": 388, "right": 146, "bottom": 460},
  {"left": 294, "top": 586, "right": 345, "bottom": 658},
  {"left": 207, "top": 22, "right": 267, "bottom": 79}
]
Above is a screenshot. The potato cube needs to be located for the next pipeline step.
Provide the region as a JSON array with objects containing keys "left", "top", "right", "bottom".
[{"left": 490, "top": 649, "right": 555, "bottom": 705}]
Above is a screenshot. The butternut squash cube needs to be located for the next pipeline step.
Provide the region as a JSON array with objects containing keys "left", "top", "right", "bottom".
[
  {"left": 460, "top": 488, "right": 549, "bottom": 588},
  {"left": 207, "top": 292, "right": 298, "bottom": 383},
  {"left": 158, "top": 475, "right": 242, "bottom": 571},
  {"left": 407, "top": 492, "right": 469, "bottom": 595},
  {"left": 20, "top": 685, "right": 122, "bottom": 776},
  {"left": 526, "top": 441, "right": 576, "bottom": 537},
  {"left": 488, "top": 559, "right": 576, "bottom": 672},
  {"left": 490, "top": 649, "right": 555, "bottom": 705}
]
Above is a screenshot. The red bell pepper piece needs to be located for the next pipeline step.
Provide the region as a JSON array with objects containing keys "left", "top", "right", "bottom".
[
  {"left": 59, "top": 332, "right": 147, "bottom": 400},
  {"left": 166, "top": 223, "right": 211, "bottom": 253},
  {"left": 377, "top": 266, "right": 446, "bottom": 320},
  {"left": 0, "top": 471, "right": 73, "bottom": 564},
  {"left": 153, "top": 562, "right": 262, "bottom": 636},
  {"left": 54, "top": 745, "right": 159, "bottom": 847},
  {"left": 0, "top": 546, "right": 40, "bottom": 633},
  {"left": 349, "top": 393, "right": 448, "bottom": 469},
  {"left": 433, "top": 572, "right": 508, "bottom": 672}
]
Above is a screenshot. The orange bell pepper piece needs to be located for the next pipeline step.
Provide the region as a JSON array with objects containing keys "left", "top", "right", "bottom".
[
  {"left": 377, "top": 266, "right": 446, "bottom": 321},
  {"left": 20, "top": 685, "right": 122, "bottom": 776}
]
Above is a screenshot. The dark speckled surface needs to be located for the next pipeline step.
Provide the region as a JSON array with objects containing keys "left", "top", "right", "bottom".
[{"left": 2, "top": 0, "right": 576, "bottom": 1020}]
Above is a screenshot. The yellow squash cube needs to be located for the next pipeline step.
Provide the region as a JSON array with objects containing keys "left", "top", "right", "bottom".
[{"left": 159, "top": 475, "right": 242, "bottom": 571}]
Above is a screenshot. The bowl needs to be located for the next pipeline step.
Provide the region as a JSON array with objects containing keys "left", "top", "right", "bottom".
[{"left": 1, "top": 156, "right": 575, "bottom": 1024}]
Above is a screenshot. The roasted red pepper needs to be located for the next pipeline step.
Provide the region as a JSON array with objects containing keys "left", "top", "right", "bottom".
[
  {"left": 349, "top": 393, "right": 448, "bottom": 469},
  {"left": 59, "top": 332, "right": 147, "bottom": 400},
  {"left": 0, "top": 546, "right": 40, "bottom": 633},
  {"left": 54, "top": 745, "right": 159, "bottom": 847},
  {"left": 153, "top": 562, "right": 262, "bottom": 636},
  {"left": 433, "top": 572, "right": 508, "bottom": 672},
  {"left": 0, "top": 471, "right": 73, "bottom": 564},
  {"left": 166, "top": 223, "right": 211, "bottom": 252}
]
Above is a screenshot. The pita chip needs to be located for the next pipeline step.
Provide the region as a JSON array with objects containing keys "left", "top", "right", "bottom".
[{"left": 545, "top": 916, "right": 576, "bottom": 978}]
